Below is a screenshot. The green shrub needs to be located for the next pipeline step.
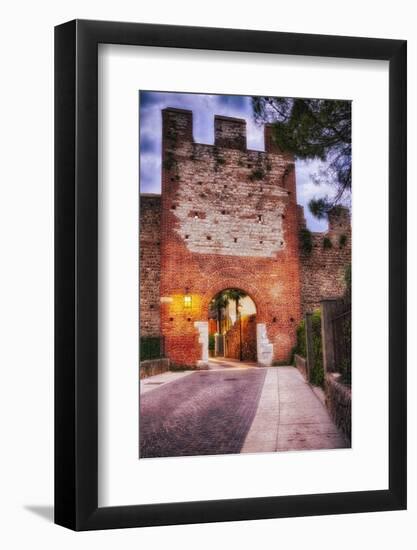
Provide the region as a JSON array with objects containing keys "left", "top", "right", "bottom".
[
  {"left": 140, "top": 337, "right": 163, "bottom": 360},
  {"left": 295, "top": 319, "right": 306, "bottom": 358},
  {"left": 309, "top": 311, "right": 324, "bottom": 387},
  {"left": 289, "top": 345, "right": 297, "bottom": 365},
  {"left": 340, "top": 357, "right": 351, "bottom": 386},
  {"left": 299, "top": 228, "right": 313, "bottom": 254},
  {"left": 293, "top": 311, "right": 324, "bottom": 387},
  {"left": 208, "top": 334, "right": 215, "bottom": 351}
]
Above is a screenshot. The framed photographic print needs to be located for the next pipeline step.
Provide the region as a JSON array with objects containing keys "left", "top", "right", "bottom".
[{"left": 55, "top": 20, "right": 407, "bottom": 530}]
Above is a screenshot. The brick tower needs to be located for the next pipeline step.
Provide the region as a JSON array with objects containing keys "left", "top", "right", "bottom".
[{"left": 157, "top": 108, "right": 303, "bottom": 367}]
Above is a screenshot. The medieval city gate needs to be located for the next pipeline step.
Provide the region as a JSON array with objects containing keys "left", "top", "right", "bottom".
[
  {"left": 157, "top": 108, "right": 302, "bottom": 368},
  {"left": 140, "top": 110, "right": 351, "bottom": 371}
]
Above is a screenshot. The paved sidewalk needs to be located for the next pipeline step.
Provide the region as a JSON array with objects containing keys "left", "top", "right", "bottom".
[{"left": 241, "top": 366, "right": 347, "bottom": 452}]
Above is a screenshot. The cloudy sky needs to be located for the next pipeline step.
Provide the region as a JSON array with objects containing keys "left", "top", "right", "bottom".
[{"left": 139, "top": 91, "right": 335, "bottom": 231}]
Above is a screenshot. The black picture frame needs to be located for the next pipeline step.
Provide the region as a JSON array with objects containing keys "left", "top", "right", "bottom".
[{"left": 55, "top": 19, "right": 407, "bottom": 531}]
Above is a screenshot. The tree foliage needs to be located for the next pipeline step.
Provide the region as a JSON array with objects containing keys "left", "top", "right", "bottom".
[
  {"left": 211, "top": 293, "right": 228, "bottom": 313},
  {"left": 210, "top": 289, "right": 248, "bottom": 328},
  {"left": 223, "top": 288, "right": 247, "bottom": 319},
  {"left": 293, "top": 311, "right": 324, "bottom": 387},
  {"left": 210, "top": 293, "right": 228, "bottom": 330},
  {"left": 252, "top": 96, "right": 351, "bottom": 218}
]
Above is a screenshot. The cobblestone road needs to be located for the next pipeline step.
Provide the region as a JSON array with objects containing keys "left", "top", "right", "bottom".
[{"left": 140, "top": 367, "right": 266, "bottom": 458}]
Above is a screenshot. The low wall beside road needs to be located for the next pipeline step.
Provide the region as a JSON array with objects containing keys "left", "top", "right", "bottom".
[
  {"left": 294, "top": 354, "right": 307, "bottom": 380},
  {"left": 140, "top": 358, "right": 170, "bottom": 379},
  {"left": 325, "top": 373, "right": 351, "bottom": 444}
]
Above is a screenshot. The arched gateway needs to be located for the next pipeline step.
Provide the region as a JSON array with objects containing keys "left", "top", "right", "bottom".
[{"left": 208, "top": 288, "right": 257, "bottom": 362}]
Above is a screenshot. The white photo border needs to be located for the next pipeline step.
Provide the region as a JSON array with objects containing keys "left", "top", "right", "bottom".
[{"left": 98, "top": 44, "right": 389, "bottom": 507}]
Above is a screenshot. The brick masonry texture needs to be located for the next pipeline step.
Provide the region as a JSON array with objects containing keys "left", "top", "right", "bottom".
[
  {"left": 139, "top": 195, "right": 161, "bottom": 336},
  {"left": 225, "top": 314, "right": 257, "bottom": 361},
  {"left": 139, "top": 108, "right": 351, "bottom": 366},
  {"left": 140, "top": 358, "right": 170, "bottom": 379},
  {"left": 298, "top": 206, "right": 351, "bottom": 313},
  {"left": 325, "top": 373, "right": 352, "bottom": 443}
]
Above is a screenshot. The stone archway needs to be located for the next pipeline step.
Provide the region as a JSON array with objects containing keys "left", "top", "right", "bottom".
[
  {"left": 159, "top": 265, "right": 277, "bottom": 369},
  {"left": 200, "top": 274, "right": 265, "bottom": 320},
  {"left": 196, "top": 281, "right": 274, "bottom": 367}
]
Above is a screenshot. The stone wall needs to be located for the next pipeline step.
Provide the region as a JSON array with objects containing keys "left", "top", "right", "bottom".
[
  {"left": 140, "top": 358, "right": 170, "bottom": 379},
  {"left": 298, "top": 206, "right": 351, "bottom": 314},
  {"left": 325, "top": 373, "right": 351, "bottom": 444},
  {"left": 140, "top": 195, "right": 161, "bottom": 337},
  {"left": 225, "top": 314, "right": 257, "bottom": 361},
  {"left": 159, "top": 108, "right": 302, "bottom": 366},
  {"left": 294, "top": 353, "right": 307, "bottom": 379}
]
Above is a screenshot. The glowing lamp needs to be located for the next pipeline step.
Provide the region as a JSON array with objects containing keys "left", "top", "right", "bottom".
[{"left": 184, "top": 292, "right": 192, "bottom": 309}]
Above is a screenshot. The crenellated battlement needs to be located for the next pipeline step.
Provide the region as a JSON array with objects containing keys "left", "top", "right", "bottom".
[
  {"left": 160, "top": 107, "right": 299, "bottom": 262},
  {"left": 162, "top": 107, "right": 290, "bottom": 155},
  {"left": 214, "top": 115, "right": 247, "bottom": 150},
  {"left": 162, "top": 107, "right": 193, "bottom": 141},
  {"left": 328, "top": 206, "right": 351, "bottom": 233},
  {"left": 298, "top": 205, "right": 351, "bottom": 236},
  {"left": 297, "top": 205, "right": 351, "bottom": 313}
]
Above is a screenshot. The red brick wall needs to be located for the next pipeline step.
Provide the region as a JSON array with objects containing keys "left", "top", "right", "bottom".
[
  {"left": 159, "top": 108, "right": 302, "bottom": 366},
  {"left": 225, "top": 314, "right": 257, "bottom": 361}
]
